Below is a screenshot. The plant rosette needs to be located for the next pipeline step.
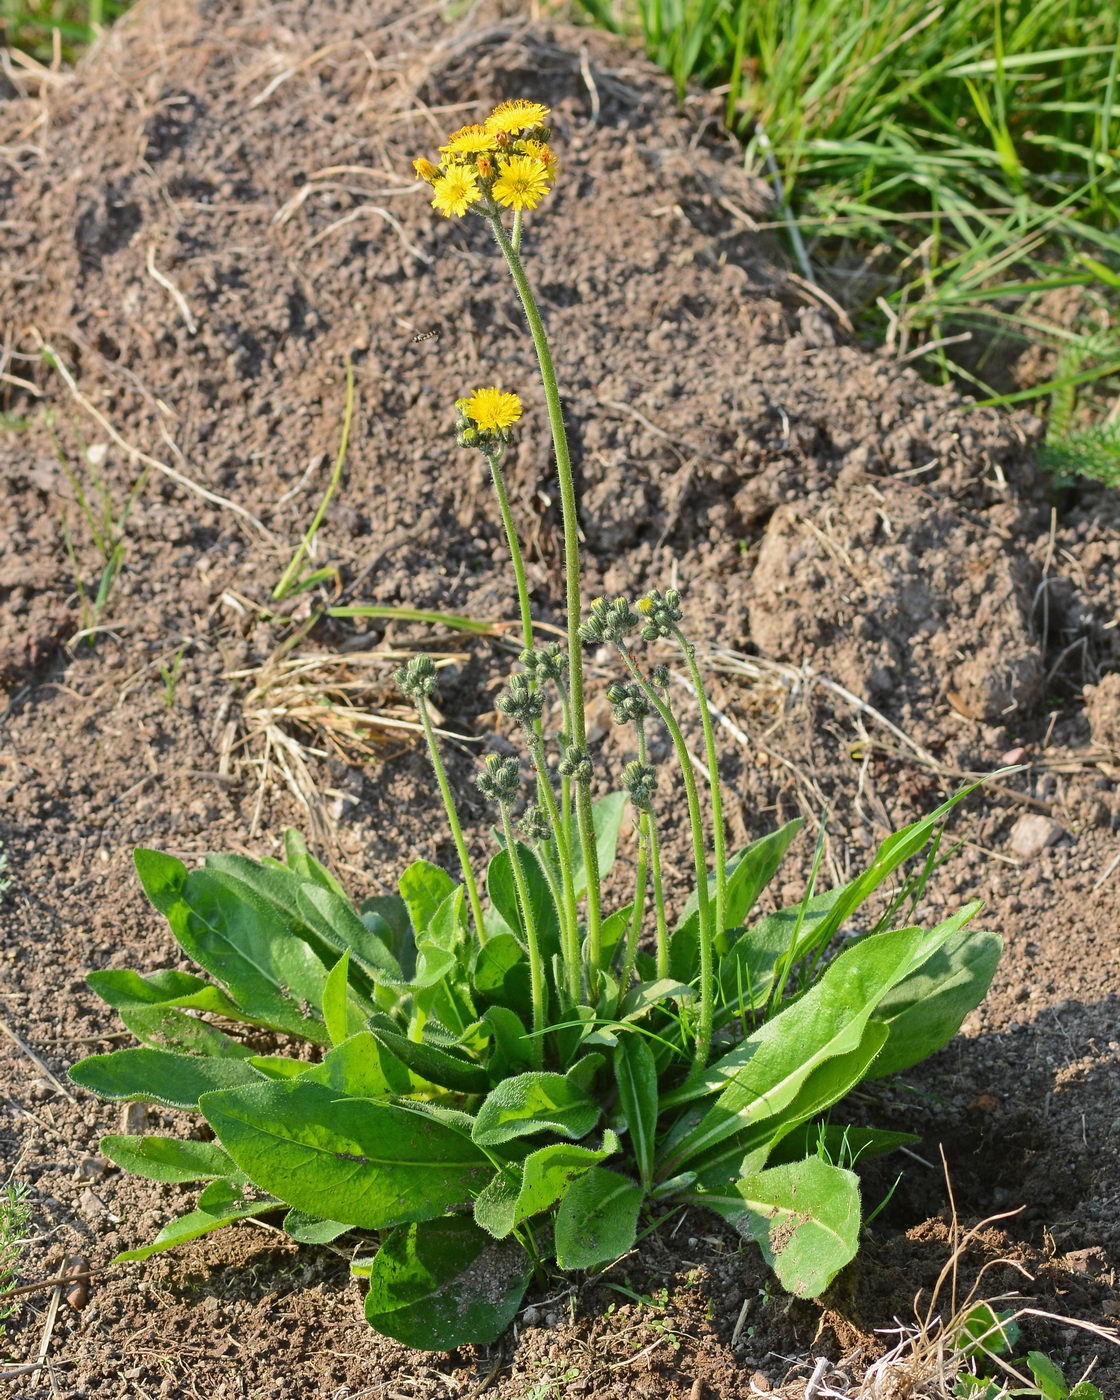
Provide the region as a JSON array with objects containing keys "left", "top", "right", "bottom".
[{"left": 71, "top": 99, "right": 1002, "bottom": 1352}]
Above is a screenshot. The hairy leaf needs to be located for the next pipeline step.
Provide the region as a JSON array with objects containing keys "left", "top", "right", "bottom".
[
  {"left": 70, "top": 1047, "right": 262, "bottom": 1109},
  {"left": 113, "top": 1177, "right": 283, "bottom": 1262},
  {"left": 554, "top": 1166, "right": 642, "bottom": 1270},
  {"left": 100, "top": 1135, "right": 235, "bottom": 1184},
  {"left": 200, "top": 1079, "right": 492, "bottom": 1228},
  {"left": 614, "top": 1036, "right": 658, "bottom": 1188},
  {"left": 737, "top": 1157, "right": 861, "bottom": 1298},
  {"left": 472, "top": 1071, "right": 600, "bottom": 1147},
  {"left": 364, "top": 1216, "right": 532, "bottom": 1349}
]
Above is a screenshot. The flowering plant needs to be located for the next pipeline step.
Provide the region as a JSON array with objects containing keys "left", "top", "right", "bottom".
[{"left": 70, "top": 101, "right": 1001, "bottom": 1350}]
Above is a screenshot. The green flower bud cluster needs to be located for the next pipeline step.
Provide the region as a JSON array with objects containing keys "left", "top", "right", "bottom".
[
  {"left": 453, "top": 397, "right": 517, "bottom": 455},
  {"left": 650, "top": 664, "right": 670, "bottom": 688},
  {"left": 605, "top": 679, "right": 650, "bottom": 725},
  {"left": 558, "top": 744, "right": 593, "bottom": 783},
  {"left": 623, "top": 760, "right": 657, "bottom": 811},
  {"left": 477, "top": 753, "right": 520, "bottom": 805},
  {"left": 393, "top": 653, "right": 438, "bottom": 700},
  {"left": 520, "top": 642, "right": 567, "bottom": 685},
  {"left": 496, "top": 672, "right": 545, "bottom": 729},
  {"left": 578, "top": 595, "right": 639, "bottom": 647},
  {"left": 518, "top": 803, "right": 552, "bottom": 845},
  {"left": 636, "top": 587, "right": 683, "bottom": 640}
]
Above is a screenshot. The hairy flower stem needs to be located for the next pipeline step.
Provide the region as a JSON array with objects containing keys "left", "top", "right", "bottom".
[
  {"left": 670, "top": 626, "right": 727, "bottom": 951},
  {"left": 527, "top": 734, "right": 582, "bottom": 1003},
  {"left": 416, "top": 697, "right": 487, "bottom": 946},
  {"left": 498, "top": 803, "right": 546, "bottom": 1069},
  {"left": 487, "top": 211, "right": 603, "bottom": 991},
  {"left": 638, "top": 724, "right": 670, "bottom": 979},
  {"left": 622, "top": 656, "right": 714, "bottom": 1064},
  {"left": 486, "top": 447, "right": 534, "bottom": 652}
]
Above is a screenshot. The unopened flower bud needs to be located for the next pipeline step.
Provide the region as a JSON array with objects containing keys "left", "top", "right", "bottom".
[
  {"left": 637, "top": 587, "right": 684, "bottom": 641},
  {"left": 520, "top": 642, "right": 567, "bottom": 685},
  {"left": 518, "top": 803, "right": 552, "bottom": 845},
  {"left": 605, "top": 679, "right": 650, "bottom": 726},
  {"left": 623, "top": 760, "right": 657, "bottom": 811},
  {"left": 558, "top": 744, "right": 593, "bottom": 784},
  {"left": 476, "top": 753, "right": 521, "bottom": 805},
  {"left": 393, "top": 653, "right": 438, "bottom": 701},
  {"left": 495, "top": 672, "right": 545, "bottom": 729},
  {"left": 578, "top": 595, "right": 639, "bottom": 648}
]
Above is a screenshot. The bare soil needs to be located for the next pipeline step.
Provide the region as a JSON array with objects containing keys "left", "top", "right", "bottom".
[{"left": 1, "top": 2, "right": 1118, "bottom": 1397}]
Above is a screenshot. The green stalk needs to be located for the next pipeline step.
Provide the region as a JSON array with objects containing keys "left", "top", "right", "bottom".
[
  {"left": 486, "top": 446, "right": 534, "bottom": 651},
  {"left": 527, "top": 733, "right": 581, "bottom": 1003},
  {"left": 638, "top": 723, "right": 670, "bottom": 979},
  {"left": 618, "top": 816, "right": 648, "bottom": 999},
  {"left": 671, "top": 626, "right": 727, "bottom": 952},
  {"left": 498, "top": 804, "right": 546, "bottom": 1069},
  {"left": 487, "top": 210, "right": 602, "bottom": 990},
  {"left": 623, "top": 655, "right": 713, "bottom": 1064},
  {"left": 416, "top": 696, "right": 487, "bottom": 947}
]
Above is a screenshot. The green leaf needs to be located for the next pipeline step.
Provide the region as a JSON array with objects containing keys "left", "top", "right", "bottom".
[
  {"left": 487, "top": 844, "right": 561, "bottom": 962},
  {"left": 737, "top": 1157, "right": 860, "bottom": 1298},
  {"left": 299, "top": 1030, "right": 413, "bottom": 1097},
  {"left": 360, "top": 894, "right": 414, "bottom": 977},
  {"left": 614, "top": 1037, "right": 658, "bottom": 1188},
  {"left": 716, "top": 888, "right": 846, "bottom": 1016},
  {"left": 282, "top": 829, "right": 349, "bottom": 902},
  {"left": 1027, "top": 1352, "right": 1070, "bottom": 1400},
  {"left": 482, "top": 1006, "right": 534, "bottom": 1076},
  {"left": 959, "top": 1304, "right": 1020, "bottom": 1358},
  {"left": 323, "top": 949, "right": 355, "bottom": 1047},
  {"left": 687, "top": 1021, "right": 891, "bottom": 1200},
  {"left": 474, "top": 1136, "right": 619, "bottom": 1241},
  {"left": 554, "top": 1166, "right": 642, "bottom": 1270},
  {"left": 570, "top": 793, "right": 628, "bottom": 899},
  {"left": 366, "top": 1018, "right": 489, "bottom": 1095},
  {"left": 618, "top": 978, "right": 693, "bottom": 1021},
  {"left": 1068, "top": 1384, "right": 1105, "bottom": 1400},
  {"left": 364, "top": 1216, "right": 532, "bottom": 1349},
  {"left": 868, "top": 930, "right": 1001, "bottom": 1079},
  {"left": 119, "top": 1004, "right": 256, "bottom": 1060},
  {"left": 399, "top": 860, "right": 456, "bottom": 938},
  {"left": 200, "top": 1079, "right": 492, "bottom": 1228},
  {"left": 100, "top": 1135, "right": 235, "bottom": 1184},
  {"left": 673, "top": 819, "right": 805, "bottom": 976},
  {"left": 283, "top": 1208, "right": 351, "bottom": 1244},
  {"left": 113, "top": 1178, "right": 283, "bottom": 1262},
  {"left": 472, "top": 1071, "right": 600, "bottom": 1147},
  {"left": 88, "top": 967, "right": 243, "bottom": 1020},
  {"left": 294, "top": 881, "right": 402, "bottom": 989},
  {"left": 70, "top": 1048, "right": 263, "bottom": 1109},
  {"left": 134, "top": 852, "right": 330, "bottom": 1043}
]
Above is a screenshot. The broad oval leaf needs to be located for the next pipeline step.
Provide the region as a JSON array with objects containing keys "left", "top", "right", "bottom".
[
  {"left": 472, "top": 1071, "right": 600, "bottom": 1147},
  {"left": 554, "top": 1165, "right": 642, "bottom": 1270},
  {"left": 366, "top": 1018, "right": 489, "bottom": 1095},
  {"left": 299, "top": 1030, "right": 413, "bottom": 1098},
  {"left": 119, "top": 1004, "right": 256, "bottom": 1060},
  {"left": 364, "top": 1216, "right": 532, "bottom": 1349},
  {"left": 570, "top": 792, "right": 628, "bottom": 900},
  {"left": 736, "top": 1157, "right": 861, "bottom": 1298},
  {"left": 70, "top": 1047, "right": 263, "bottom": 1109},
  {"left": 200, "top": 1079, "right": 492, "bottom": 1229},
  {"left": 283, "top": 1208, "right": 351, "bottom": 1244},
  {"left": 87, "top": 967, "right": 242, "bottom": 1019},
  {"left": 399, "top": 860, "right": 456, "bottom": 939},
  {"left": 487, "top": 844, "right": 561, "bottom": 963}
]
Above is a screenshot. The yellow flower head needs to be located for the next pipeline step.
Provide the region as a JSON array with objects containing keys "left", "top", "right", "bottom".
[
  {"left": 492, "top": 154, "right": 552, "bottom": 212},
  {"left": 485, "top": 99, "right": 551, "bottom": 135},
  {"left": 518, "top": 139, "right": 558, "bottom": 182},
  {"left": 430, "top": 166, "right": 482, "bottom": 218},
  {"left": 440, "top": 123, "right": 499, "bottom": 157},
  {"left": 462, "top": 387, "right": 522, "bottom": 433},
  {"left": 412, "top": 157, "right": 440, "bottom": 184},
  {"left": 636, "top": 597, "right": 653, "bottom": 614}
]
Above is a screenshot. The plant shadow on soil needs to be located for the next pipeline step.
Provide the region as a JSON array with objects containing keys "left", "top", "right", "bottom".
[{"left": 2, "top": 0, "right": 1120, "bottom": 1395}]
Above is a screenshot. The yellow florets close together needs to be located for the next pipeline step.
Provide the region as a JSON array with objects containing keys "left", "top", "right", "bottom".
[
  {"left": 463, "top": 388, "right": 523, "bottom": 433},
  {"left": 430, "top": 166, "right": 481, "bottom": 218},
  {"left": 411, "top": 99, "right": 556, "bottom": 217},
  {"left": 492, "top": 155, "right": 552, "bottom": 212},
  {"left": 485, "top": 99, "right": 551, "bottom": 135},
  {"left": 441, "top": 123, "right": 500, "bottom": 156}
]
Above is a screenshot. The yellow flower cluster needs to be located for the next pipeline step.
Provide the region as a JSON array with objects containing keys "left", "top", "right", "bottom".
[
  {"left": 412, "top": 100, "right": 558, "bottom": 219},
  {"left": 461, "top": 387, "right": 522, "bottom": 433}
]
